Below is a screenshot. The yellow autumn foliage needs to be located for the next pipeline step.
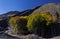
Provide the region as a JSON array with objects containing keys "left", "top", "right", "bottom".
[
  {"left": 27, "top": 11, "right": 58, "bottom": 33},
  {"left": 9, "top": 16, "right": 28, "bottom": 34},
  {"left": 8, "top": 11, "right": 58, "bottom": 34}
]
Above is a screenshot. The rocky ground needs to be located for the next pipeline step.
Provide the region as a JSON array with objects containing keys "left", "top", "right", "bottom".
[{"left": 0, "top": 33, "right": 60, "bottom": 39}]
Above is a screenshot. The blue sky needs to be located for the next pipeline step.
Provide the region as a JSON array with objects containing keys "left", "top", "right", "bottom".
[{"left": 0, "top": 0, "right": 60, "bottom": 14}]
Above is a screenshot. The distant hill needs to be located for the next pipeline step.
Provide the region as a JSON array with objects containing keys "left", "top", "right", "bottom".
[
  {"left": 0, "top": 5, "right": 40, "bottom": 21},
  {"left": 0, "top": 9, "right": 34, "bottom": 21}
]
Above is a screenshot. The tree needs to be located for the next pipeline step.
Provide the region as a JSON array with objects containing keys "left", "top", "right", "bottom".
[
  {"left": 27, "top": 11, "right": 58, "bottom": 33},
  {"left": 9, "top": 16, "right": 28, "bottom": 35}
]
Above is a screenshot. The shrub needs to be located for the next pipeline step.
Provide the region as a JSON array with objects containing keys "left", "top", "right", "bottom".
[
  {"left": 27, "top": 11, "right": 58, "bottom": 33},
  {"left": 9, "top": 16, "right": 28, "bottom": 35}
]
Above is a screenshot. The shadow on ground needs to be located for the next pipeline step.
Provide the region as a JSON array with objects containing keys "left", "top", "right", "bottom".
[{"left": 36, "top": 23, "right": 60, "bottom": 38}]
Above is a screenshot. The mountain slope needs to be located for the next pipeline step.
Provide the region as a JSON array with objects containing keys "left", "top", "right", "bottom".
[
  {"left": 0, "top": 3, "right": 60, "bottom": 38},
  {"left": 32, "top": 3, "right": 60, "bottom": 23},
  {"left": 0, "top": 3, "right": 60, "bottom": 32}
]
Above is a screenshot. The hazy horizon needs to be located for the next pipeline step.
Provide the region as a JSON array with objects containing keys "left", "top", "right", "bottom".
[{"left": 0, "top": 0, "right": 60, "bottom": 15}]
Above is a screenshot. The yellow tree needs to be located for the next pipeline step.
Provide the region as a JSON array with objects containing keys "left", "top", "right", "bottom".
[
  {"left": 27, "top": 11, "right": 58, "bottom": 33},
  {"left": 9, "top": 16, "right": 28, "bottom": 35}
]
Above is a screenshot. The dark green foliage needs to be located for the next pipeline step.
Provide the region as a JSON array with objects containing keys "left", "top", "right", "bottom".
[{"left": 17, "top": 18, "right": 28, "bottom": 34}]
